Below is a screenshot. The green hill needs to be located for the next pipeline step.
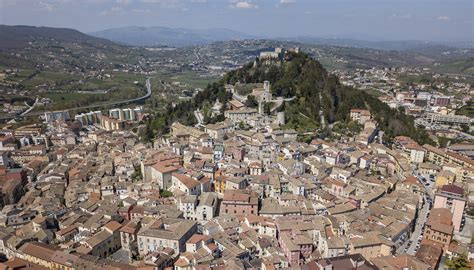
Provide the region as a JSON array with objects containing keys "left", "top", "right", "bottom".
[
  {"left": 160, "top": 52, "right": 433, "bottom": 145},
  {"left": 0, "top": 25, "right": 115, "bottom": 49}
]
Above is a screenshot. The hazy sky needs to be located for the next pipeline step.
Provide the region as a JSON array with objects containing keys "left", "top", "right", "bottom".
[{"left": 0, "top": 0, "right": 472, "bottom": 42}]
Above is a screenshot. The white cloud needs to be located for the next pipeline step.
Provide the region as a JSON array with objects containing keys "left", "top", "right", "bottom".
[
  {"left": 388, "top": 13, "right": 412, "bottom": 20},
  {"left": 116, "top": 0, "right": 130, "bottom": 5},
  {"left": 230, "top": 1, "right": 258, "bottom": 9},
  {"left": 132, "top": 8, "right": 151, "bottom": 13},
  {"left": 39, "top": 1, "right": 55, "bottom": 12},
  {"left": 436, "top": 16, "right": 450, "bottom": 21},
  {"left": 141, "top": 0, "right": 177, "bottom": 4},
  {"left": 276, "top": 0, "right": 295, "bottom": 8},
  {"left": 100, "top": 6, "right": 124, "bottom": 15},
  {"left": 140, "top": 0, "right": 183, "bottom": 8}
]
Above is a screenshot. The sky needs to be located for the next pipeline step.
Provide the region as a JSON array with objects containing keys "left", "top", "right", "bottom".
[{"left": 0, "top": 0, "right": 472, "bottom": 42}]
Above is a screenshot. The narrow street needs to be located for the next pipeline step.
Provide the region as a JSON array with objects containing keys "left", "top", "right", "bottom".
[
  {"left": 406, "top": 197, "right": 430, "bottom": 255},
  {"left": 396, "top": 195, "right": 430, "bottom": 255},
  {"left": 397, "top": 167, "right": 434, "bottom": 255}
]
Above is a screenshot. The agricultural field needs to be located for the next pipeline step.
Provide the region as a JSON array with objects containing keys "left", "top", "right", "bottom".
[{"left": 432, "top": 58, "right": 474, "bottom": 75}]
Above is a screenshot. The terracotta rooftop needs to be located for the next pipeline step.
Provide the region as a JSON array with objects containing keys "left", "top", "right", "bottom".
[{"left": 440, "top": 184, "right": 464, "bottom": 196}]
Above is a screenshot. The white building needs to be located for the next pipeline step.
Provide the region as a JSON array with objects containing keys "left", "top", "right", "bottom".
[{"left": 196, "top": 192, "right": 218, "bottom": 223}]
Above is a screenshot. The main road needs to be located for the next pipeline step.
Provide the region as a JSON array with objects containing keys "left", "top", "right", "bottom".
[{"left": 0, "top": 78, "right": 152, "bottom": 121}]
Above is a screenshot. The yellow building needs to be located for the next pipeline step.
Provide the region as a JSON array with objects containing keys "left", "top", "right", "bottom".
[
  {"left": 100, "top": 116, "right": 125, "bottom": 131},
  {"left": 435, "top": 169, "right": 456, "bottom": 187},
  {"left": 214, "top": 175, "right": 227, "bottom": 194},
  {"left": 18, "top": 242, "right": 57, "bottom": 268}
]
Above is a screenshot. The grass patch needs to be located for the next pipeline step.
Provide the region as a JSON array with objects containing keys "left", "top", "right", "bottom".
[
  {"left": 235, "top": 83, "right": 262, "bottom": 96},
  {"left": 156, "top": 70, "right": 216, "bottom": 90},
  {"left": 456, "top": 103, "right": 474, "bottom": 117},
  {"left": 362, "top": 88, "right": 384, "bottom": 97},
  {"left": 20, "top": 71, "right": 80, "bottom": 89}
]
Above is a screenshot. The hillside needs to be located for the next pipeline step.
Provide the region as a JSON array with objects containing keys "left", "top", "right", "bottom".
[
  {"left": 0, "top": 25, "right": 149, "bottom": 114},
  {"left": 162, "top": 52, "right": 433, "bottom": 145},
  {"left": 0, "top": 25, "right": 115, "bottom": 49},
  {"left": 0, "top": 25, "right": 135, "bottom": 70},
  {"left": 89, "top": 26, "right": 256, "bottom": 47}
]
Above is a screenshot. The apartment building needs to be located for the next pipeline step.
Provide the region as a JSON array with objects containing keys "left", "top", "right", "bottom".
[
  {"left": 433, "top": 184, "right": 466, "bottom": 232},
  {"left": 137, "top": 218, "right": 197, "bottom": 256}
]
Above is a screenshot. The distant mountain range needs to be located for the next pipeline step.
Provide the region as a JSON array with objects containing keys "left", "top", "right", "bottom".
[
  {"left": 0, "top": 25, "right": 115, "bottom": 49},
  {"left": 89, "top": 26, "right": 256, "bottom": 47},
  {"left": 89, "top": 25, "right": 473, "bottom": 50},
  {"left": 275, "top": 36, "right": 474, "bottom": 51},
  {"left": 2, "top": 24, "right": 470, "bottom": 52}
]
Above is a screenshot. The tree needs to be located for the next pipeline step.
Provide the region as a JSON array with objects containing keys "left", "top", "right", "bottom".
[
  {"left": 143, "top": 119, "right": 154, "bottom": 142},
  {"left": 131, "top": 166, "right": 142, "bottom": 181},
  {"left": 445, "top": 254, "right": 470, "bottom": 270},
  {"left": 160, "top": 190, "right": 173, "bottom": 198},
  {"left": 264, "top": 102, "right": 271, "bottom": 114},
  {"left": 245, "top": 95, "right": 258, "bottom": 108}
]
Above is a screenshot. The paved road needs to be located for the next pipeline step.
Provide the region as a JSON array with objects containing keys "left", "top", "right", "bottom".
[
  {"left": 442, "top": 73, "right": 474, "bottom": 78},
  {"left": 0, "top": 78, "right": 151, "bottom": 121},
  {"left": 396, "top": 168, "right": 434, "bottom": 255},
  {"left": 20, "top": 96, "right": 39, "bottom": 116},
  {"left": 406, "top": 196, "right": 430, "bottom": 255},
  {"left": 396, "top": 194, "right": 430, "bottom": 255}
]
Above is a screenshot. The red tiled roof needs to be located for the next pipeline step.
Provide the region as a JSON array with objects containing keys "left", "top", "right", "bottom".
[
  {"left": 441, "top": 184, "right": 464, "bottom": 196},
  {"left": 172, "top": 173, "right": 200, "bottom": 189},
  {"left": 104, "top": 220, "right": 122, "bottom": 232}
]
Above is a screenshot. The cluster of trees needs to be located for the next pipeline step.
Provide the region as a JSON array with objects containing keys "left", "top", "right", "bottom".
[
  {"left": 143, "top": 81, "right": 232, "bottom": 142},
  {"left": 146, "top": 52, "right": 433, "bottom": 145},
  {"left": 444, "top": 254, "right": 470, "bottom": 270}
]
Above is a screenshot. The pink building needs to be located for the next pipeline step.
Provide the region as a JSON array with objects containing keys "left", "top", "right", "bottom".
[
  {"left": 232, "top": 147, "right": 245, "bottom": 161},
  {"left": 278, "top": 232, "right": 313, "bottom": 266},
  {"left": 219, "top": 189, "right": 258, "bottom": 216},
  {"left": 433, "top": 184, "right": 466, "bottom": 231}
]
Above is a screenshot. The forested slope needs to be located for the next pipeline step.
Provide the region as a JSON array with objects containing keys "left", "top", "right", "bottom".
[{"left": 156, "top": 52, "right": 433, "bottom": 145}]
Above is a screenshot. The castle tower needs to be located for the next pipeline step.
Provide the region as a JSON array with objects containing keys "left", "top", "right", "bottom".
[
  {"left": 258, "top": 102, "right": 264, "bottom": 115},
  {"left": 277, "top": 112, "right": 285, "bottom": 125},
  {"left": 262, "top": 81, "right": 272, "bottom": 102},
  {"left": 264, "top": 81, "right": 270, "bottom": 93}
]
